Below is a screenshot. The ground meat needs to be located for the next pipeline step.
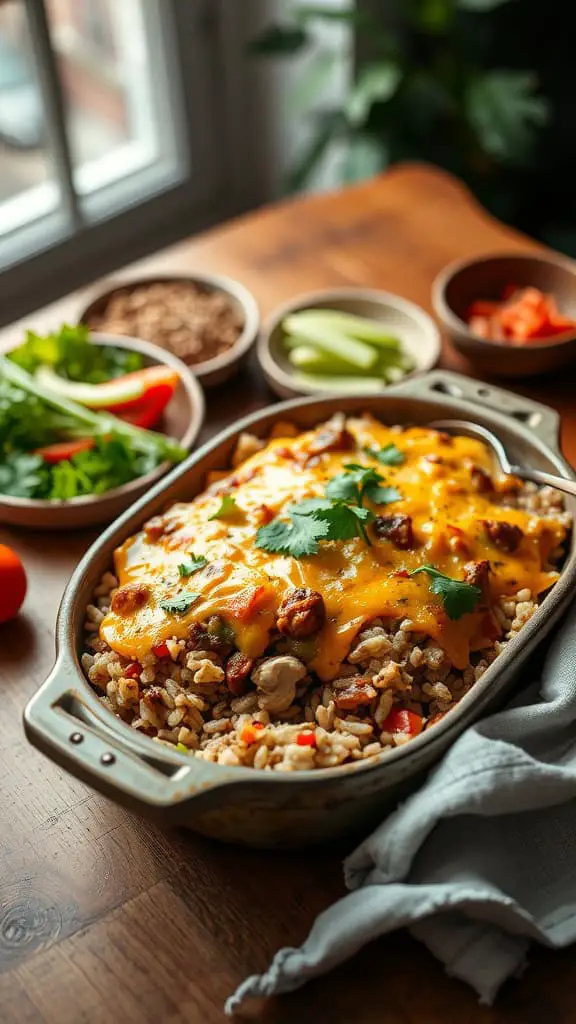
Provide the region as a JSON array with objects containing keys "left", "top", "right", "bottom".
[
  {"left": 464, "top": 560, "right": 502, "bottom": 639},
  {"left": 464, "top": 559, "right": 491, "bottom": 593},
  {"left": 373, "top": 513, "right": 414, "bottom": 550},
  {"left": 276, "top": 587, "right": 325, "bottom": 638},
  {"left": 306, "top": 413, "right": 353, "bottom": 456},
  {"left": 484, "top": 520, "right": 523, "bottom": 553},
  {"left": 188, "top": 618, "right": 232, "bottom": 656},
  {"left": 334, "top": 679, "right": 377, "bottom": 711},
  {"left": 110, "top": 582, "right": 150, "bottom": 615},
  {"left": 225, "top": 652, "right": 254, "bottom": 696},
  {"left": 470, "top": 466, "right": 493, "bottom": 493}
]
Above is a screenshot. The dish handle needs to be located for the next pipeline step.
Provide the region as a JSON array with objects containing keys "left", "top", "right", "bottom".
[
  {"left": 390, "top": 370, "right": 561, "bottom": 452},
  {"left": 23, "top": 662, "right": 226, "bottom": 816}
]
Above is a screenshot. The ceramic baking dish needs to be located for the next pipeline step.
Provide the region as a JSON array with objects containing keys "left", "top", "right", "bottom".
[{"left": 24, "top": 371, "right": 576, "bottom": 848}]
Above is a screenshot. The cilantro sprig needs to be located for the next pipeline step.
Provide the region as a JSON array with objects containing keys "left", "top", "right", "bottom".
[
  {"left": 177, "top": 553, "right": 208, "bottom": 578},
  {"left": 409, "top": 565, "right": 481, "bottom": 621},
  {"left": 256, "top": 461, "right": 400, "bottom": 557},
  {"left": 364, "top": 443, "right": 405, "bottom": 467}
]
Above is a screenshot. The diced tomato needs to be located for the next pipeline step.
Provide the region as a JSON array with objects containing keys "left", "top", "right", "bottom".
[
  {"left": 253, "top": 721, "right": 265, "bottom": 730},
  {"left": 393, "top": 569, "right": 410, "bottom": 579},
  {"left": 124, "top": 662, "right": 142, "bottom": 679},
  {"left": 152, "top": 642, "right": 171, "bottom": 659},
  {"left": 466, "top": 284, "right": 576, "bottom": 345},
  {"left": 467, "top": 300, "right": 500, "bottom": 318},
  {"left": 381, "top": 708, "right": 423, "bottom": 738},
  {"left": 296, "top": 732, "right": 317, "bottom": 747},
  {"left": 35, "top": 438, "right": 95, "bottom": 463},
  {"left": 255, "top": 504, "right": 275, "bottom": 525}
]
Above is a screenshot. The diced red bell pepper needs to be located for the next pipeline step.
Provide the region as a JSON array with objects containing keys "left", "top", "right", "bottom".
[
  {"left": 296, "top": 732, "right": 317, "bottom": 747},
  {"left": 229, "top": 585, "right": 270, "bottom": 621},
  {"left": 152, "top": 642, "right": 171, "bottom": 659},
  {"left": 381, "top": 708, "right": 423, "bottom": 738},
  {"left": 124, "top": 662, "right": 142, "bottom": 679}
]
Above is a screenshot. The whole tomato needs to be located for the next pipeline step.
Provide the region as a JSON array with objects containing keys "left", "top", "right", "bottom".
[{"left": 0, "top": 545, "right": 27, "bottom": 624}]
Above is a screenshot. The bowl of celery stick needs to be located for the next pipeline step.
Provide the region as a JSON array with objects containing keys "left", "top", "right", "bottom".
[{"left": 258, "top": 288, "right": 440, "bottom": 398}]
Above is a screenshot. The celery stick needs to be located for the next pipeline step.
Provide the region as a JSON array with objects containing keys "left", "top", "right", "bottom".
[
  {"left": 286, "top": 310, "right": 401, "bottom": 350},
  {"left": 282, "top": 316, "right": 378, "bottom": 370},
  {"left": 288, "top": 344, "right": 376, "bottom": 377},
  {"left": 293, "top": 372, "right": 386, "bottom": 394}
]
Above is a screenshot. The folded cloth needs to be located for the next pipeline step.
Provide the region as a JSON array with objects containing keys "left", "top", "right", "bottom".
[{"left": 226, "top": 601, "right": 576, "bottom": 1015}]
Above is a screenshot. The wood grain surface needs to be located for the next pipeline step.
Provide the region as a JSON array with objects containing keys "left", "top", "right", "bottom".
[{"left": 1, "top": 164, "right": 575, "bottom": 1024}]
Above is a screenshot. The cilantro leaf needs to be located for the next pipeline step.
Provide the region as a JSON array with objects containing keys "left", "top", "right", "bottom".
[
  {"left": 309, "top": 501, "right": 373, "bottom": 542},
  {"left": 409, "top": 565, "right": 482, "bottom": 621},
  {"left": 209, "top": 495, "right": 240, "bottom": 520},
  {"left": 178, "top": 553, "right": 208, "bottom": 578},
  {"left": 160, "top": 591, "right": 200, "bottom": 614},
  {"left": 364, "top": 483, "right": 402, "bottom": 505},
  {"left": 256, "top": 515, "right": 329, "bottom": 557},
  {"left": 325, "top": 471, "right": 362, "bottom": 504},
  {"left": 364, "top": 443, "right": 405, "bottom": 466}
]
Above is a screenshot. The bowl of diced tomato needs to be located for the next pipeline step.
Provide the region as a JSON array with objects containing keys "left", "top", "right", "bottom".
[
  {"left": 432, "top": 252, "right": 576, "bottom": 376},
  {"left": 0, "top": 325, "right": 204, "bottom": 528}
]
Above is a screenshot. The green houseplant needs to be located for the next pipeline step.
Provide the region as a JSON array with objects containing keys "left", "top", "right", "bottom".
[{"left": 249, "top": 1, "right": 550, "bottom": 230}]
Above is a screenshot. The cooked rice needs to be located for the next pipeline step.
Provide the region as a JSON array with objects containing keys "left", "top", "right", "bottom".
[{"left": 81, "top": 479, "right": 569, "bottom": 771}]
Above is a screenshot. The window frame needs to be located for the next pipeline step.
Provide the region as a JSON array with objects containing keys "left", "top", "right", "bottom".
[{"left": 0, "top": 0, "right": 237, "bottom": 327}]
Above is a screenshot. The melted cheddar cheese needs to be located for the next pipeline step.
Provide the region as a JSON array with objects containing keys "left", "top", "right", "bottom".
[{"left": 101, "top": 416, "right": 567, "bottom": 680}]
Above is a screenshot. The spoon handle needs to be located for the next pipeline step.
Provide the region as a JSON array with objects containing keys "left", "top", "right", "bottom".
[{"left": 511, "top": 466, "right": 576, "bottom": 499}]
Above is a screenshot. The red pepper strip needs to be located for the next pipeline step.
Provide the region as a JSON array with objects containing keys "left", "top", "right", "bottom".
[
  {"left": 97, "top": 367, "right": 179, "bottom": 414},
  {"left": 34, "top": 438, "right": 95, "bottom": 464},
  {"left": 152, "top": 643, "right": 171, "bottom": 659},
  {"left": 124, "top": 662, "right": 142, "bottom": 679},
  {"left": 296, "top": 732, "right": 317, "bottom": 747},
  {"left": 381, "top": 708, "right": 423, "bottom": 737},
  {"left": 118, "top": 383, "right": 177, "bottom": 429},
  {"left": 229, "top": 585, "right": 271, "bottom": 622}
]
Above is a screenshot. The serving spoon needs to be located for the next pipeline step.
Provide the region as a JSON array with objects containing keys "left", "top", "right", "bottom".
[{"left": 428, "top": 419, "right": 576, "bottom": 499}]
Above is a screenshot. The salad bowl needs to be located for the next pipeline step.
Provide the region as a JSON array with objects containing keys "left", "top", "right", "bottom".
[{"left": 0, "top": 333, "right": 205, "bottom": 530}]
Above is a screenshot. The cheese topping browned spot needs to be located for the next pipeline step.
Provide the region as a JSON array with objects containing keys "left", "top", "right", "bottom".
[{"left": 100, "top": 416, "right": 567, "bottom": 680}]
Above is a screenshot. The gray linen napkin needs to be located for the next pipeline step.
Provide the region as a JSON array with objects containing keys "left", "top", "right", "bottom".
[{"left": 226, "top": 600, "right": 576, "bottom": 1015}]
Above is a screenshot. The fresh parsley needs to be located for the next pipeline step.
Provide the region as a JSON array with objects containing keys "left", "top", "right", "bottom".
[
  {"left": 160, "top": 591, "right": 199, "bottom": 614},
  {"left": 364, "top": 443, "right": 405, "bottom": 467},
  {"left": 409, "top": 565, "right": 482, "bottom": 621},
  {"left": 209, "top": 495, "right": 240, "bottom": 520},
  {"left": 0, "top": 452, "right": 50, "bottom": 498},
  {"left": 178, "top": 553, "right": 208, "bottom": 578}
]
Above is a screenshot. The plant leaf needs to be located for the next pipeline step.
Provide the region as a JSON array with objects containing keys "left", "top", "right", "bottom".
[
  {"left": 284, "top": 110, "right": 344, "bottom": 193},
  {"left": 177, "top": 553, "right": 208, "bottom": 578},
  {"left": 365, "top": 483, "right": 402, "bottom": 505},
  {"left": 160, "top": 592, "right": 199, "bottom": 614},
  {"left": 209, "top": 495, "right": 240, "bottom": 520},
  {"left": 294, "top": 5, "right": 376, "bottom": 27},
  {"left": 341, "top": 134, "right": 389, "bottom": 184},
  {"left": 345, "top": 62, "right": 401, "bottom": 127},
  {"left": 255, "top": 515, "right": 329, "bottom": 557},
  {"left": 289, "top": 48, "right": 339, "bottom": 114},
  {"left": 247, "top": 23, "right": 309, "bottom": 57},
  {"left": 465, "top": 71, "right": 549, "bottom": 166},
  {"left": 364, "top": 443, "right": 405, "bottom": 466},
  {"left": 410, "top": 565, "right": 481, "bottom": 621}
]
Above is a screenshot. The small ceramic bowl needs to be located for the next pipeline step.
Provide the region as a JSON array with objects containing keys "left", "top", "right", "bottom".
[
  {"left": 78, "top": 272, "right": 260, "bottom": 387},
  {"left": 258, "top": 288, "right": 441, "bottom": 399},
  {"left": 0, "top": 333, "right": 205, "bottom": 530},
  {"left": 432, "top": 252, "right": 576, "bottom": 377}
]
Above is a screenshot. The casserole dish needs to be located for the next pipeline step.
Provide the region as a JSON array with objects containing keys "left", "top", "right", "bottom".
[{"left": 24, "top": 371, "right": 576, "bottom": 847}]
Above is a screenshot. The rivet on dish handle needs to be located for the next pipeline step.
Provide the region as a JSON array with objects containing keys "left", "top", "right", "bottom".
[{"left": 23, "top": 666, "right": 230, "bottom": 814}]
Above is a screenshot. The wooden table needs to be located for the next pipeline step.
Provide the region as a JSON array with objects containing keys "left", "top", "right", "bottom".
[{"left": 1, "top": 164, "right": 575, "bottom": 1024}]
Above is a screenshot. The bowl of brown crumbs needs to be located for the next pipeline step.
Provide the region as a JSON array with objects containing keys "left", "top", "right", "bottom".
[{"left": 78, "top": 273, "right": 260, "bottom": 387}]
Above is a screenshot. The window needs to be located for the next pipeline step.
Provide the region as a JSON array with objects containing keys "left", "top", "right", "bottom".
[{"left": 0, "top": 0, "right": 229, "bottom": 327}]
